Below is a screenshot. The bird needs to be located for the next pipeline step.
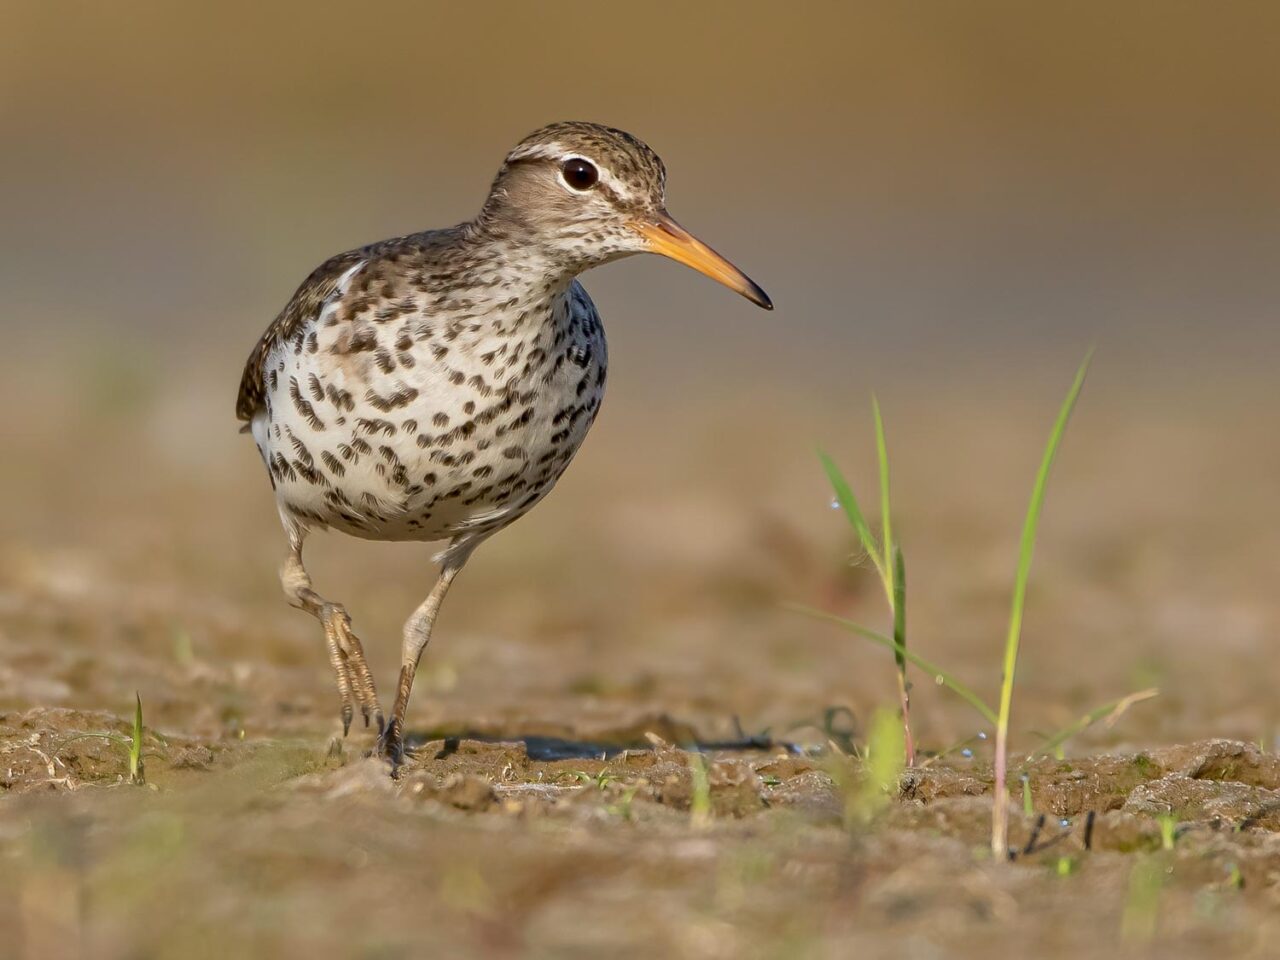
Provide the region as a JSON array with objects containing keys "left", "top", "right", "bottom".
[{"left": 235, "top": 121, "right": 771, "bottom": 767}]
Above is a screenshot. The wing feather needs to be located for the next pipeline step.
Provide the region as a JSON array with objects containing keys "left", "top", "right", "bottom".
[{"left": 234, "top": 251, "right": 368, "bottom": 422}]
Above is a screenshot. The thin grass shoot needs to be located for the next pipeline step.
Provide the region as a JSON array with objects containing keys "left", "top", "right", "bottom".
[
  {"left": 991, "top": 353, "right": 1091, "bottom": 858},
  {"left": 688, "top": 752, "right": 712, "bottom": 830}
]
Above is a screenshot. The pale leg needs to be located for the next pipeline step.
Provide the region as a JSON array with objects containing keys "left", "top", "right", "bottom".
[
  {"left": 378, "top": 537, "right": 479, "bottom": 767},
  {"left": 280, "top": 529, "right": 384, "bottom": 736}
]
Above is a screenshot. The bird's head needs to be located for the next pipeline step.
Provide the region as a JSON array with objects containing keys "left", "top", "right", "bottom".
[{"left": 479, "top": 121, "right": 771, "bottom": 309}]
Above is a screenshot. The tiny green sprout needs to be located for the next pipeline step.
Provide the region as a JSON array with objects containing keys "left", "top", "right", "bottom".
[
  {"left": 52, "top": 692, "right": 147, "bottom": 785},
  {"left": 1021, "top": 774, "right": 1034, "bottom": 816},
  {"left": 1227, "top": 863, "right": 1244, "bottom": 890},
  {"left": 1055, "top": 855, "right": 1077, "bottom": 877},
  {"left": 129, "top": 692, "right": 144, "bottom": 784},
  {"left": 570, "top": 769, "right": 616, "bottom": 791},
  {"left": 688, "top": 753, "right": 712, "bottom": 830},
  {"left": 759, "top": 775, "right": 782, "bottom": 788},
  {"left": 1157, "top": 813, "right": 1177, "bottom": 851},
  {"left": 569, "top": 770, "right": 616, "bottom": 790},
  {"left": 850, "top": 707, "right": 905, "bottom": 827}
]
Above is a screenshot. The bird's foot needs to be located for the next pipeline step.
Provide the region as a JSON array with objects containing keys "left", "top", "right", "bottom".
[
  {"left": 320, "top": 604, "right": 385, "bottom": 736},
  {"left": 374, "top": 718, "right": 406, "bottom": 778}
]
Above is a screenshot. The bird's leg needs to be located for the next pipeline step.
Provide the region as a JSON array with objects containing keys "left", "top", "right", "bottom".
[
  {"left": 378, "top": 541, "right": 475, "bottom": 769},
  {"left": 280, "top": 541, "right": 384, "bottom": 736}
]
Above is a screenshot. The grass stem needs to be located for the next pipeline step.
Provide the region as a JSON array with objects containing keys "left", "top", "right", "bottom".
[
  {"left": 890, "top": 545, "right": 914, "bottom": 766},
  {"left": 991, "top": 353, "right": 1091, "bottom": 858}
]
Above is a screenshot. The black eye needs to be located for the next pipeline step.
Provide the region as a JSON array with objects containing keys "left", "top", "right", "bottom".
[{"left": 561, "top": 158, "right": 598, "bottom": 191}]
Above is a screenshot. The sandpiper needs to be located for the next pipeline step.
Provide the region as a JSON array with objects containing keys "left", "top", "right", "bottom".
[{"left": 236, "top": 121, "right": 771, "bottom": 765}]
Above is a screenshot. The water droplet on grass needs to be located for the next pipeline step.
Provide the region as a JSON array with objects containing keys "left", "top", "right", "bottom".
[
  {"left": 829, "top": 497, "right": 840, "bottom": 510},
  {"left": 934, "top": 675, "right": 944, "bottom": 686},
  {"left": 961, "top": 748, "right": 973, "bottom": 759},
  {"left": 977, "top": 732, "right": 988, "bottom": 741}
]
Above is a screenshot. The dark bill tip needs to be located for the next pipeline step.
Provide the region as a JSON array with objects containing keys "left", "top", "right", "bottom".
[{"left": 746, "top": 281, "right": 774, "bottom": 310}]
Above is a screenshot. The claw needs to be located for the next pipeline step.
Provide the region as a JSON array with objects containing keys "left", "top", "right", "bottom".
[
  {"left": 376, "top": 719, "right": 406, "bottom": 776},
  {"left": 318, "top": 603, "right": 384, "bottom": 741},
  {"left": 285, "top": 552, "right": 390, "bottom": 747}
]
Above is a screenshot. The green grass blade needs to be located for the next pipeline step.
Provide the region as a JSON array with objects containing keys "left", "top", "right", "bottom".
[
  {"left": 793, "top": 604, "right": 998, "bottom": 725},
  {"left": 998, "top": 353, "right": 1091, "bottom": 737},
  {"left": 687, "top": 753, "right": 711, "bottom": 829},
  {"left": 818, "top": 451, "right": 886, "bottom": 581},
  {"left": 1029, "top": 688, "right": 1158, "bottom": 759},
  {"left": 992, "top": 351, "right": 1092, "bottom": 857},
  {"left": 1158, "top": 814, "right": 1177, "bottom": 851},
  {"left": 872, "top": 395, "right": 894, "bottom": 590},
  {"left": 855, "top": 707, "right": 906, "bottom": 825},
  {"left": 130, "top": 692, "right": 144, "bottom": 784}
]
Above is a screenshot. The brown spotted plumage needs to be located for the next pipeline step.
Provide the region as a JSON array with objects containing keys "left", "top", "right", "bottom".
[{"left": 237, "top": 121, "right": 771, "bottom": 768}]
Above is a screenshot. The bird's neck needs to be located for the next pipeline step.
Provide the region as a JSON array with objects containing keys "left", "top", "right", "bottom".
[
  {"left": 419, "top": 220, "right": 578, "bottom": 339},
  {"left": 455, "top": 217, "right": 580, "bottom": 302}
]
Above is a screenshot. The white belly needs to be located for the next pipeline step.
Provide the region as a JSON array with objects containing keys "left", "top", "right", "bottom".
[{"left": 252, "top": 293, "right": 607, "bottom": 544}]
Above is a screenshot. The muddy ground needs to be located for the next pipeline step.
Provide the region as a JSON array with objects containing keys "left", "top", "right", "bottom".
[{"left": 1, "top": 351, "right": 1278, "bottom": 958}]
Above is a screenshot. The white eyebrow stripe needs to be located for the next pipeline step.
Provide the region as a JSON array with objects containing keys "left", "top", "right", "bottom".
[
  {"left": 507, "top": 141, "right": 568, "bottom": 162},
  {"left": 508, "top": 142, "right": 634, "bottom": 200}
]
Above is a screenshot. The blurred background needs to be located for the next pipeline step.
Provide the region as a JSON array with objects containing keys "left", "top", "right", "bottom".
[{"left": 1, "top": 1, "right": 1277, "bottom": 748}]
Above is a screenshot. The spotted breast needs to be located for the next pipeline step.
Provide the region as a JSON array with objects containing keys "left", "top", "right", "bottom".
[{"left": 240, "top": 228, "right": 607, "bottom": 552}]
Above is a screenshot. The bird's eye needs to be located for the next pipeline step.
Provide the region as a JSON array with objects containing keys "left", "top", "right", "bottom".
[{"left": 561, "top": 158, "right": 599, "bottom": 191}]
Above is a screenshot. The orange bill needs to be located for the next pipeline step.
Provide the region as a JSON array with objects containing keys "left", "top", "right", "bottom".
[{"left": 631, "top": 212, "right": 773, "bottom": 310}]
